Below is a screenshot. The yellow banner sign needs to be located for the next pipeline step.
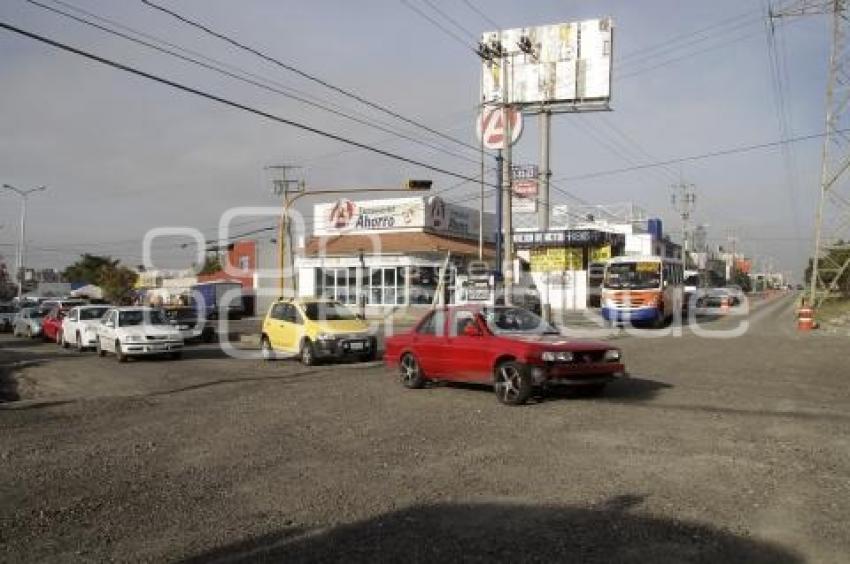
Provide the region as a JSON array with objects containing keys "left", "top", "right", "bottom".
[
  {"left": 590, "top": 245, "right": 612, "bottom": 263},
  {"left": 530, "top": 247, "right": 583, "bottom": 272}
]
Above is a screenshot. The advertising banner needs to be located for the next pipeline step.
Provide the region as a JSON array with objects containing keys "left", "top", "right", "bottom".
[
  {"left": 590, "top": 244, "right": 612, "bottom": 262},
  {"left": 511, "top": 164, "right": 538, "bottom": 213}
]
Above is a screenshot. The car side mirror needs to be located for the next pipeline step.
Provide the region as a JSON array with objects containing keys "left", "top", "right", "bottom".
[
  {"left": 463, "top": 324, "right": 482, "bottom": 337},
  {"left": 105, "top": 321, "right": 114, "bottom": 328}
]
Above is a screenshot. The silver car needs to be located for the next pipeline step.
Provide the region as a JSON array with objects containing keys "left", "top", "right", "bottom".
[{"left": 12, "top": 307, "right": 46, "bottom": 338}]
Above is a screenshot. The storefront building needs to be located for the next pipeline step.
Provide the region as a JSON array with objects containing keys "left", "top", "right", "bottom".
[{"left": 295, "top": 196, "right": 495, "bottom": 313}]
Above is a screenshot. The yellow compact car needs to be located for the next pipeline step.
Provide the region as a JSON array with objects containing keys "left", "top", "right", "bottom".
[{"left": 261, "top": 299, "right": 376, "bottom": 365}]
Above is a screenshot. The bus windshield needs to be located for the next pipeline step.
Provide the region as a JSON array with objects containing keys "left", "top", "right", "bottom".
[{"left": 604, "top": 262, "right": 661, "bottom": 290}]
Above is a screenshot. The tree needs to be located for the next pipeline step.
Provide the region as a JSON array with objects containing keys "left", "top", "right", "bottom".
[
  {"left": 199, "top": 254, "right": 222, "bottom": 275},
  {"left": 98, "top": 265, "right": 138, "bottom": 305},
  {"left": 63, "top": 254, "right": 119, "bottom": 284},
  {"left": 63, "top": 254, "right": 138, "bottom": 304},
  {"left": 732, "top": 271, "right": 752, "bottom": 293}
]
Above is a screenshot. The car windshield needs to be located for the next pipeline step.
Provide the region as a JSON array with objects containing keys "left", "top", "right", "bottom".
[
  {"left": 25, "top": 309, "right": 46, "bottom": 319},
  {"left": 118, "top": 310, "right": 170, "bottom": 327},
  {"left": 604, "top": 262, "right": 661, "bottom": 290},
  {"left": 303, "top": 302, "right": 358, "bottom": 321},
  {"left": 482, "top": 307, "right": 558, "bottom": 335},
  {"left": 80, "top": 307, "right": 109, "bottom": 320}
]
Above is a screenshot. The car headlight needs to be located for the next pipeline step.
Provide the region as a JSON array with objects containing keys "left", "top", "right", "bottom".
[
  {"left": 125, "top": 335, "right": 143, "bottom": 343},
  {"left": 604, "top": 349, "right": 621, "bottom": 362},
  {"left": 541, "top": 351, "right": 574, "bottom": 362}
]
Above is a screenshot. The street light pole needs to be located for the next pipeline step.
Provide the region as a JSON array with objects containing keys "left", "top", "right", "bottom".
[{"left": 2, "top": 184, "right": 46, "bottom": 301}]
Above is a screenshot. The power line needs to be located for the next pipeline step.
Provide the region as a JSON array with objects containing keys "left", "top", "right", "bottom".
[
  {"left": 460, "top": 0, "right": 500, "bottom": 31},
  {"left": 140, "top": 0, "right": 482, "bottom": 154},
  {"left": 554, "top": 127, "right": 849, "bottom": 183},
  {"left": 0, "top": 22, "right": 494, "bottom": 189},
  {"left": 398, "top": 0, "right": 478, "bottom": 53},
  {"left": 419, "top": 0, "right": 479, "bottom": 42},
  {"left": 27, "top": 0, "right": 487, "bottom": 168}
]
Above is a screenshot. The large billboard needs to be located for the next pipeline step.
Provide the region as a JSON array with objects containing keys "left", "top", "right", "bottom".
[{"left": 481, "top": 17, "right": 613, "bottom": 107}]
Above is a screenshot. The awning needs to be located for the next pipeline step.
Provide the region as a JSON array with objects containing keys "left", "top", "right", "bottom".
[{"left": 304, "top": 231, "right": 495, "bottom": 258}]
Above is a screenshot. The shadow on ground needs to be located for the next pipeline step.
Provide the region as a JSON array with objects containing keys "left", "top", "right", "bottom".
[
  {"left": 437, "top": 375, "right": 670, "bottom": 405},
  {"left": 180, "top": 498, "right": 801, "bottom": 564}
]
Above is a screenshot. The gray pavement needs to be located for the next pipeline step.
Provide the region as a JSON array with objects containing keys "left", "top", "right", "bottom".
[{"left": 0, "top": 294, "right": 848, "bottom": 562}]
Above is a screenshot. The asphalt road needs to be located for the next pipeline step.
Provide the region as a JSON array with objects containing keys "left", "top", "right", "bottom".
[{"left": 1, "top": 294, "right": 848, "bottom": 563}]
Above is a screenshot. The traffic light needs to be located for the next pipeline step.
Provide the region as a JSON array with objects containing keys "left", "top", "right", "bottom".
[{"left": 405, "top": 179, "right": 432, "bottom": 190}]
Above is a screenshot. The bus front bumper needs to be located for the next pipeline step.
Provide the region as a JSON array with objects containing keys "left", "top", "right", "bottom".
[{"left": 601, "top": 307, "right": 660, "bottom": 323}]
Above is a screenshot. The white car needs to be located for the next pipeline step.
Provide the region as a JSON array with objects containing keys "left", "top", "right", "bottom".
[
  {"left": 61, "top": 305, "right": 111, "bottom": 350},
  {"left": 96, "top": 307, "right": 184, "bottom": 362}
]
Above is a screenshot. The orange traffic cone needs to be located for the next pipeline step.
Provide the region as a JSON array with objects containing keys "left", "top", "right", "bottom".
[{"left": 797, "top": 305, "right": 815, "bottom": 331}]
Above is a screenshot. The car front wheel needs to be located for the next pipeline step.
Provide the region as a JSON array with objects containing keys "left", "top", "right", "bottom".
[
  {"left": 494, "top": 361, "right": 533, "bottom": 406},
  {"left": 300, "top": 339, "right": 316, "bottom": 366},
  {"left": 115, "top": 340, "right": 127, "bottom": 363},
  {"left": 96, "top": 337, "right": 106, "bottom": 357},
  {"left": 399, "top": 353, "right": 425, "bottom": 389}
]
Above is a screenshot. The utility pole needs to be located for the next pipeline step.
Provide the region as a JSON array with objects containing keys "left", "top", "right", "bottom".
[
  {"left": 671, "top": 180, "right": 696, "bottom": 263},
  {"left": 266, "top": 165, "right": 303, "bottom": 296},
  {"left": 770, "top": 1, "right": 850, "bottom": 306},
  {"left": 500, "top": 49, "right": 514, "bottom": 305},
  {"left": 2, "top": 184, "right": 46, "bottom": 301}
]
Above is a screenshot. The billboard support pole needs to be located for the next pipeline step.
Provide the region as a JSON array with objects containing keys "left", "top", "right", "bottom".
[
  {"left": 539, "top": 108, "right": 552, "bottom": 321},
  {"left": 501, "top": 53, "right": 514, "bottom": 305},
  {"left": 495, "top": 149, "right": 503, "bottom": 281}
]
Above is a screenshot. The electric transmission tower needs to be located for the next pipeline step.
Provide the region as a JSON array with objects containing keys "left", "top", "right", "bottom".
[
  {"left": 671, "top": 180, "right": 696, "bottom": 261},
  {"left": 772, "top": 0, "right": 850, "bottom": 305}
]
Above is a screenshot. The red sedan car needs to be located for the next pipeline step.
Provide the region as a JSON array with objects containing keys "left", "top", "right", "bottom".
[
  {"left": 41, "top": 307, "right": 66, "bottom": 344},
  {"left": 384, "top": 306, "right": 626, "bottom": 405}
]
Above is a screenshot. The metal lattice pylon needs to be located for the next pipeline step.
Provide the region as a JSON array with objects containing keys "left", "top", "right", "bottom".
[{"left": 810, "top": 0, "right": 850, "bottom": 305}]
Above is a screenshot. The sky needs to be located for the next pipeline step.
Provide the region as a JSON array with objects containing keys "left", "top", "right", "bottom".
[{"left": 0, "top": 0, "right": 834, "bottom": 281}]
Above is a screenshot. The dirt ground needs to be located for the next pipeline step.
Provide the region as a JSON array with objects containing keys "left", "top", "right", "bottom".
[{"left": 1, "top": 294, "right": 848, "bottom": 562}]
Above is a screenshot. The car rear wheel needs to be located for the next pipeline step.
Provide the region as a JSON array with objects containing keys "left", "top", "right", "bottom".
[
  {"left": 399, "top": 353, "right": 425, "bottom": 389},
  {"left": 300, "top": 339, "right": 316, "bottom": 366},
  {"left": 115, "top": 340, "right": 127, "bottom": 363},
  {"left": 494, "top": 361, "right": 532, "bottom": 406}
]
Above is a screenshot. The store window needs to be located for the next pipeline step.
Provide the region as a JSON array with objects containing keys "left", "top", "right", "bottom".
[
  {"left": 315, "top": 267, "right": 357, "bottom": 305},
  {"left": 409, "top": 266, "right": 455, "bottom": 305},
  {"left": 368, "top": 267, "right": 405, "bottom": 306}
]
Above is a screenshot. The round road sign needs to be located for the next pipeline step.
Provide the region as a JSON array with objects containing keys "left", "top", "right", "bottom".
[{"left": 476, "top": 106, "right": 523, "bottom": 150}]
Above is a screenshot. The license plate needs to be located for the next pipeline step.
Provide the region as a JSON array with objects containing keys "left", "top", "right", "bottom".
[
  {"left": 150, "top": 344, "right": 167, "bottom": 351},
  {"left": 348, "top": 342, "right": 365, "bottom": 351}
]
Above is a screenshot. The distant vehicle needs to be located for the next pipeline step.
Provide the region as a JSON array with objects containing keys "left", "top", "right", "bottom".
[
  {"left": 0, "top": 303, "right": 17, "bottom": 333},
  {"left": 95, "top": 307, "right": 184, "bottom": 361},
  {"left": 601, "top": 256, "right": 684, "bottom": 327},
  {"left": 261, "top": 298, "right": 375, "bottom": 365},
  {"left": 41, "top": 306, "right": 67, "bottom": 343},
  {"left": 61, "top": 305, "right": 111, "bottom": 350},
  {"left": 12, "top": 307, "right": 45, "bottom": 338},
  {"left": 163, "top": 306, "right": 215, "bottom": 343},
  {"left": 695, "top": 287, "right": 744, "bottom": 312},
  {"left": 384, "top": 305, "right": 625, "bottom": 406},
  {"left": 192, "top": 281, "right": 244, "bottom": 320},
  {"left": 683, "top": 270, "right": 700, "bottom": 311},
  {"left": 40, "top": 298, "right": 86, "bottom": 313}
]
